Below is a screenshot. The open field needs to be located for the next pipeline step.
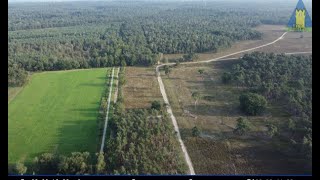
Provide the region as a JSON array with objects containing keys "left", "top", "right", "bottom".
[
  {"left": 163, "top": 25, "right": 312, "bottom": 61},
  {"left": 8, "top": 68, "right": 109, "bottom": 164},
  {"left": 123, "top": 67, "right": 163, "bottom": 109},
  {"left": 256, "top": 31, "right": 312, "bottom": 53},
  {"left": 161, "top": 61, "right": 310, "bottom": 174}
]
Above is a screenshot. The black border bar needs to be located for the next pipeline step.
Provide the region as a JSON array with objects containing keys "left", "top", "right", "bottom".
[{"left": 7, "top": 175, "right": 313, "bottom": 180}]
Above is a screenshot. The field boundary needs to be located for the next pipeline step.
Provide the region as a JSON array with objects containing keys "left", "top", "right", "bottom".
[
  {"left": 8, "top": 73, "right": 33, "bottom": 104},
  {"left": 100, "top": 67, "right": 115, "bottom": 152}
]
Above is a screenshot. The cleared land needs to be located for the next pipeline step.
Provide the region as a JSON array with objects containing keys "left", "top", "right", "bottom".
[
  {"left": 123, "top": 67, "right": 163, "bottom": 109},
  {"left": 163, "top": 25, "right": 312, "bottom": 61},
  {"left": 158, "top": 25, "right": 312, "bottom": 174},
  {"left": 161, "top": 61, "right": 310, "bottom": 174},
  {"left": 8, "top": 68, "right": 110, "bottom": 164}
]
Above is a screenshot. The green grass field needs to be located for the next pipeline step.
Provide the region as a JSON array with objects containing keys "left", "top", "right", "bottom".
[{"left": 8, "top": 68, "right": 110, "bottom": 164}]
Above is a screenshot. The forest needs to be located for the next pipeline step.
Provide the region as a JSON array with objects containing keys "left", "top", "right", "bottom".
[
  {"left": 224, "top": 52, "right": 312, "bottom": 160},
  {"left": 8, "top": 0, "right": 300, "bottom": 87}
]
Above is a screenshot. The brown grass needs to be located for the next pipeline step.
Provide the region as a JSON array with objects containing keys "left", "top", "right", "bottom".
[
  {"left": 161, "top": 61, "right": 310, "bottom": 174},
  {"left": 163, "top": 25, "right": 312, "bottom": 62},
  {"left": 124, "top": 24, "right": 312, "bottom": 174},
  {"left": 123, "top": 67, "right": 163, "bottom": 109}
]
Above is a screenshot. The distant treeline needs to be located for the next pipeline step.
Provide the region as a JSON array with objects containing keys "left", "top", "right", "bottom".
[{"left": 8, "top": 1, "right": 294, "bottom": 87}]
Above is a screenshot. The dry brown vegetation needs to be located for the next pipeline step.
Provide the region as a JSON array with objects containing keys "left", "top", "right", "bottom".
[
  {"left": 123, "top": 67, "right": 163, "bottom": 109},
  {"left": 161, "top": 60, "right": 309, "bottom": 174},
  {"left": 121, "top": 25, "right": 312, "bottom": 174},
  {"left": 163, "top": 25, "right": 312, "bottom": 62}
]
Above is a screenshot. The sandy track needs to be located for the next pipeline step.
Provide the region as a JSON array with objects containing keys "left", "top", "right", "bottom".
[
  {"left": 100, "top": 67, "right": 115, "bottom": 152},
  {"left": 156, "top": 66, "right": 196, "bottom": 175}
]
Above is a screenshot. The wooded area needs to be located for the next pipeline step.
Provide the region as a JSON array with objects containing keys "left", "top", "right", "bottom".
[
  {"left": 225, "top": 52, "right": 312, "bottom": 160},
  {"left": 8, "top": 1, "right": 297, "bottom": 87}
]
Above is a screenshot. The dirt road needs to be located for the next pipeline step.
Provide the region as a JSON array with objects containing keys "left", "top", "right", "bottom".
[{"left": 100, "top": 67, "right": 115, "bottom": 152}]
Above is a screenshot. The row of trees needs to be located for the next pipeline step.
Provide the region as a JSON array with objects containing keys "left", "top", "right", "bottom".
[
  {"left": 10, "top": 152, "right": 107, "bottom": 175},
  {"left": 9, "top": 1, "right": 296, "bottom": 32}
]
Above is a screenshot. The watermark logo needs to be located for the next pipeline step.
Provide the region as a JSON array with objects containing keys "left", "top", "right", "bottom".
[{"left": 287, "top": 0, "right": 312, "bottom": 32}]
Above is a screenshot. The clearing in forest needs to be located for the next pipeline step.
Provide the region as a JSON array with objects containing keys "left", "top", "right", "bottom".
[
  {"left": 163, "top": 25, "right": 312, "bottom": 61},
  {"left": 123, "top": 67, "right": 163, "bottom": 109},
  {"left": 161, "top": 61, "right": 310, "bottom": 174}
]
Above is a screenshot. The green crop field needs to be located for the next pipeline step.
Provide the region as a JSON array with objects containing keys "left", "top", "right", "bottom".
[{"left": 8, "top": 68, "right": 110, "bottom": 164}]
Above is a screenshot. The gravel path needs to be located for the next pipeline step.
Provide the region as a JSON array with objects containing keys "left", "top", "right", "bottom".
[{"left": 100, "top": 67, "right": 115, "bottom": 152}]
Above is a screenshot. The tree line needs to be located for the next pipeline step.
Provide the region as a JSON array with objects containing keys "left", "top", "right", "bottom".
[
  {"left": 8, "top": 1, "right": 294, "bottom": 87},
  {"left": 9, "top": 152, "right": 107, "bottom": 175}
]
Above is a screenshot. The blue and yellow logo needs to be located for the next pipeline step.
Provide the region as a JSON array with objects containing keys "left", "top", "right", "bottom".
[{"left": 287, "top": 0, "right": 312, "bottom": 31}]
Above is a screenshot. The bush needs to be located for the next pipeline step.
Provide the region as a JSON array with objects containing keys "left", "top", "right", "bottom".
[
  {"left": 33, "top": 153, "right": 59, "bottom": 174},
  {"left": 266, "top": 124, "right": 278, "bottom": 138},
  {"left": 151, "top": 100, "right": 162, "bottom": 111},
  {"left": 221, "top": 72, "right": 232, "bottom": 84},
  {"left": 233, "top": 117, "right": 251, "bottom": 135},
  {"left": 58, "top": 152, "right": 91, "bottom": 175},
  {"left": 15, "top": 162, "right": 27, "bottom": 175},
  {"left": 239, "top": 92, "right": 267, "bottom": 115},
  {"left": 192, "top": 126, "right": 200, "bottom": 137}
]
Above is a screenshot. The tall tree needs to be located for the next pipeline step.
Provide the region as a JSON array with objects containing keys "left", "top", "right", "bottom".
[
  {"left": 96, "top": 152, "right": 106, "bottom": 174},
  {"left": 192, "top": 92, "right": 201, "bottom": 110},
  {"left": 164, "top": 65, "right": 171, "bottom": 77},
  {"left": 198, "top": 69, "right": 204, "bottom": 80},
  {"left": 15, "top": 162, "right": 27, "bottom": 175},
  {"left": 234, "top": 117, "right": 251, "bottom": 135}
]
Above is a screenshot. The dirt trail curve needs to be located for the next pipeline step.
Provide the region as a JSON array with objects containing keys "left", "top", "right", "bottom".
[
  {"left": 100, "top": 67, "right": 115, "bottom": 153},
  {"left": 182, "top": 31, "right": 288, "bottom": 65},
  {"left": 156, "top": 31, "right": 311, "bottom": 175}
]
